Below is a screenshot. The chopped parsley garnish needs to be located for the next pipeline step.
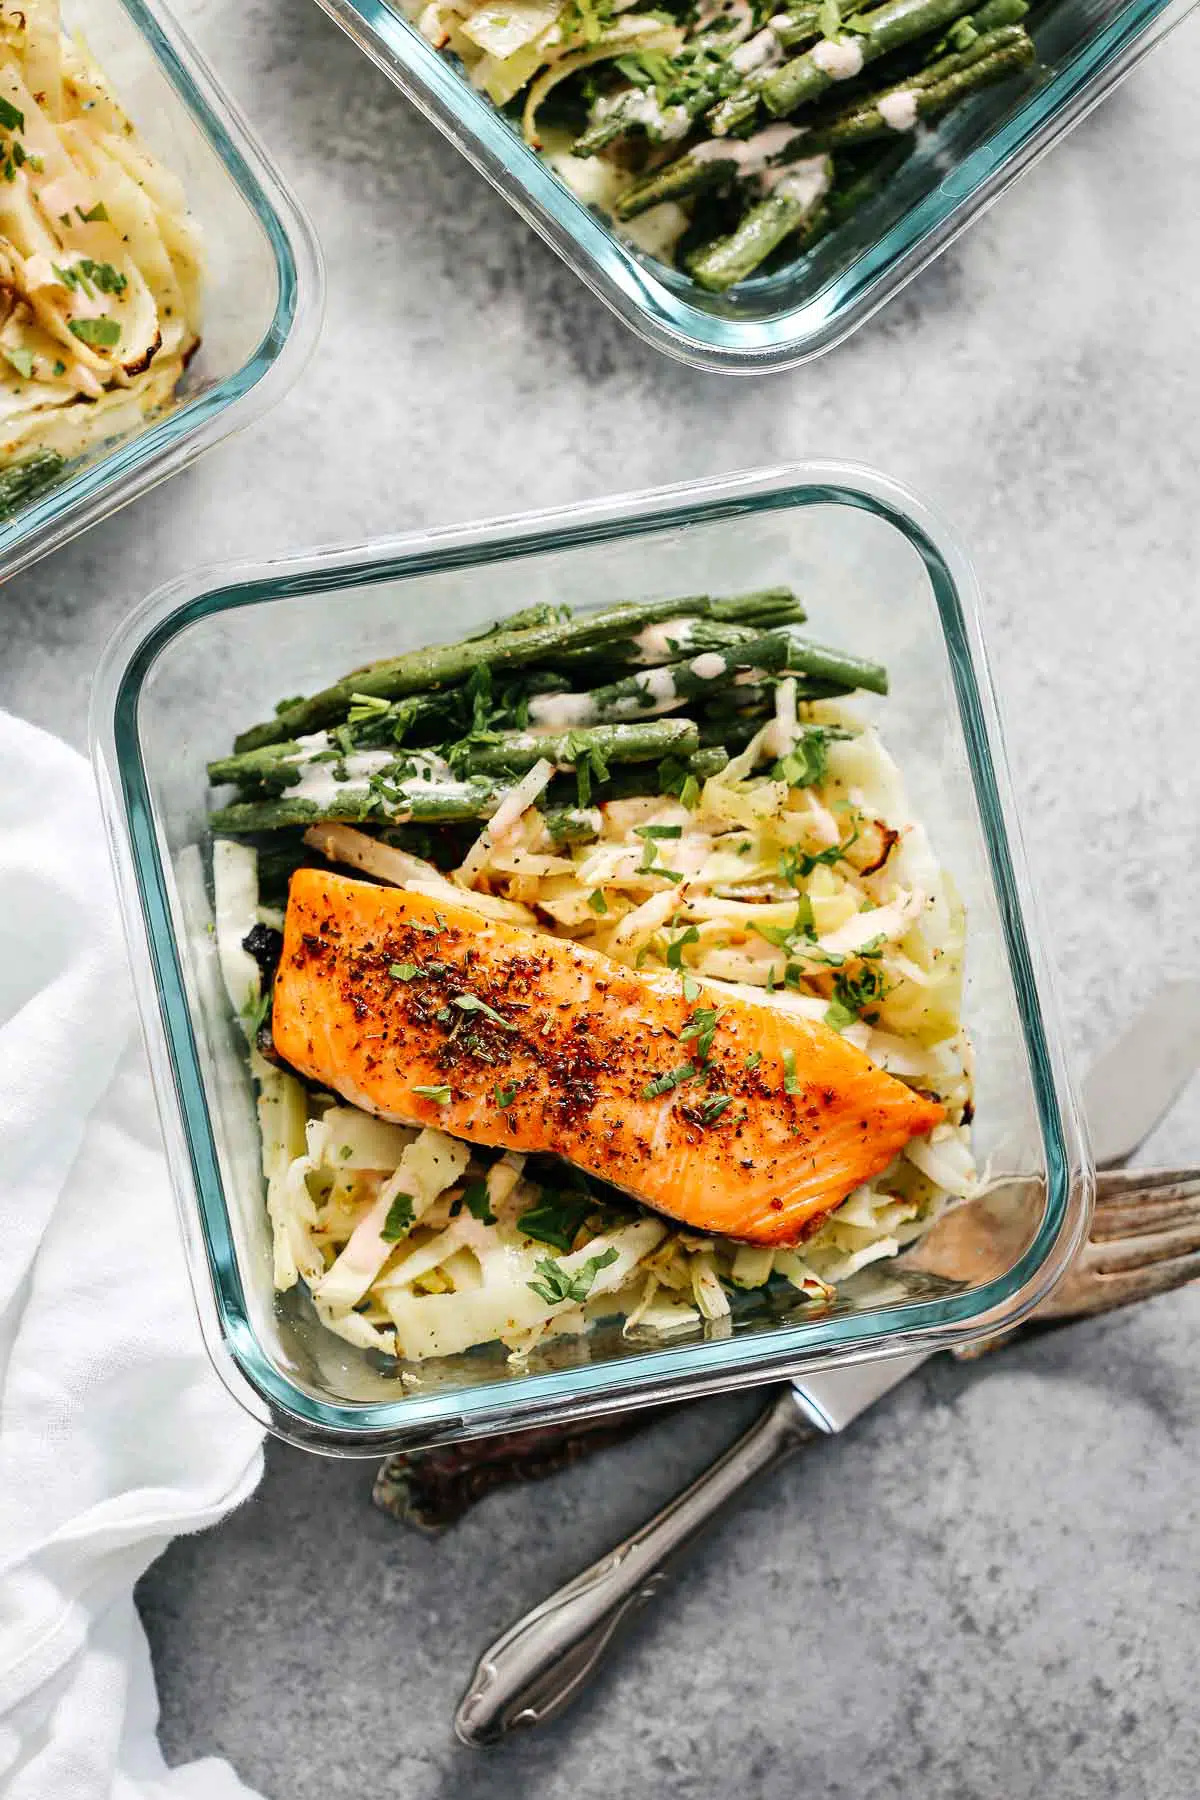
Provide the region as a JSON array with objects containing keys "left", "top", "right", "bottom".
[
  {"left": 563, "top": 0, "right": 616, "bottom": 44},
  {"left": 634, "top": 826, "right": 684, "bottom": 882},
  {"left": 389, "top": 962, "right": 420, "bottom": 981},
  {"left": 461, "top": 1179, "right": 496, "bottom": 1225},
  {"left": 657, "top": 755, "right": 702, "bottom": 810},
  {"left": 68, "top": 315, "right": 120, "bottom": 348},
  {"left": 697, "top": 1093, "right": 733, "bottom": 1125},
  {"left": 665, "top": 924, "right": 699, "bottom": 972},
  {"left": 380, "top": 1192, "right": 416, "bottom": 1241},
  {"left": 494, "top": 1081, "right": 519, "bottom": 1110},
  {"left": 0, "top": 95, "right": 24, "bottom": 133},
  {"left": 783, "top": 831, "right": 860, "bottom": 882},
  {"left": 614, "top": 48, "right": 675, "bottom": 86},
  {"left": 782, "top": 1048, "right": 802, "bottom": 1096},
  {"left": 563, "top": 731, "right": 610, "bottom": 808},
  {"left": 824, "top": 963, "right": 889, "bottom": 1031},
  {"left": 78, "top": 200, "right": 110, "bottom": 223},
  {"left": 450, "top": 993, "right": 517, "bottom": 1030},
  {"left": 753, "top": 896, "right": 815, "bottom": 954},
  {"left": 412, "top": 1083, "right": 452, "bottom": 1105},
  {"left": 4, "top": 346, "right": 33, "bottom": 379},
  {"left": 527, "top": 1246, "right": 619, "bottom": 1306},
  {"left": 745, "top": 1050, "right": 763, "bottom": 1071},
  {"left": 682, "top": 974, "right": 701, "bottom": 1003},
  {"left": 56, "top": 259, "right": 127, "bottom": 298},
  {"left": 79, "top": 258, "right": 127, "bottom": 295},
  {"left": 518, "top": 1190, "right": 594, "bottom": 1252},
  {"left": 641, "top": 1061, "right": 695, "bottom": 1100},
  {"left": 347, "top": 691, "right": 392, "bottom": 724},
  {"left": 817, "top": 0, "right": 841, "bottom": 37},
  {"left": 587, "top": 888, "right": 609, "bottom": 915},
  {"left": 52, "top": 359, "right": 65, "bottom": 376},
  {"left": 773, "top": 727, "right": 848, "bottom": 790},
  {"left": 679, "top": 1005, "right": 720, "bottom": 1066}
]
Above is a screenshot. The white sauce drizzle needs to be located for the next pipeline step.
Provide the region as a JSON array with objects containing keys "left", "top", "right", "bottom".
[
  {"left": 635, "top": 665, "right": 680, "bottom": 706},
  {"left": 731, "top": 26, "right": 783, "bottom": 73},
  {"left": 633, "top": 616, "right": 696, "bottom": 662},
  {"left": 291, "top": 751, "right": 402, "bottom": 809},
  {"left": 762, "top": 152, "right": 832, "bottom": 206},
  {"left": 689, "top": 651, "right": 727, "bottom": 682},
  {"left": 810, "top": 35, "right": 865, "bottom": 78},
  {"left": 290, "top": 746, "right": 453, "bottom": 811},
  {"left": 691, "top": 122, "right": 806, "bottom": 175},
  {"left": 599, "top": 86, "right": 690, "bottom": 141},
  {"left": 529, "top": 690, "right": 600, "bottom": 729},
  {"left": 694, "top": 0, "right": 755, "bottom": 42},
  {"left": 876, "top": 88, "right": 919, "bottom": 130}
]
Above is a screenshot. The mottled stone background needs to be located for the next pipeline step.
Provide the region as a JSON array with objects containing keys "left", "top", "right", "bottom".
[{"left": 5, "top": 0, "right": 1198, "bottom": 1792}]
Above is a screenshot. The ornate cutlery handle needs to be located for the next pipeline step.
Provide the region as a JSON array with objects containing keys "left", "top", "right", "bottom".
[{"left": 454, "top": 1388, "right": 817, "bottom": 1746}]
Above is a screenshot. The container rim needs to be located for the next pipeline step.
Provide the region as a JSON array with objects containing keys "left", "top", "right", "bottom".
[
  {"left": 0, "top": 0, "right": 325, "bottom": 582},
  {"left": 90, "top": 461, "right": 1093, "bottom": 1455},
  {"left": 312, "top": 0, "right": 1196, "bottom": 371}
]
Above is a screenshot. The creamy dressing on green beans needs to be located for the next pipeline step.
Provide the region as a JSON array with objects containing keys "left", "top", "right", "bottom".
[
  {"left": 810, "top": 35, "right": 865, "bottom": 76},
  {"left": 877, "top": 89, "right": 920, "bottom": 129},
  {"left": 405, "top": 0, "right": 1036, "bottom": 291}
]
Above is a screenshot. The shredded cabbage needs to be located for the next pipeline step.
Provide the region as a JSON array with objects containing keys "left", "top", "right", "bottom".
[
  {"left": 226, "top": 694, "right": 976, "bottom": 1364},
  {"left": 0, "top": 3, "right": 202, "bottom": 468}
]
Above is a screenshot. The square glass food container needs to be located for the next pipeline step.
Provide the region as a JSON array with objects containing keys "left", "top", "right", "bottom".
[
  {"left": 0, "top": 0, "right": 323, "bottom": 583},
  {"left": 313, "top": 0, "right": 1194, "bottom": 370},
  {"left": 92, "top": 462, "right": 1091, "bottom": 1456}
]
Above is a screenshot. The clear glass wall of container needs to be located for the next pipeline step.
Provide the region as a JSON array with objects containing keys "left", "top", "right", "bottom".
[{"left": 92, "top": 464, "right": 1091, "bottom": 1454}]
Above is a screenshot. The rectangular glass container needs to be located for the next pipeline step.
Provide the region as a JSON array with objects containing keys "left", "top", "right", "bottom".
[
  {"left": 91, "top": 463, "right": 1091, "bottom": 1455},
  {"left": 0, "top": 0, "right": 323, "bottom": 582},
  {"left": 313, "top": 0, "right": 1194, "bottom": 370}
]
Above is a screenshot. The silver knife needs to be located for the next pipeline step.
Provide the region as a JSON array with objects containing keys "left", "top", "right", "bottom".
[{"left": 455, "top": 986, "right": 1200, "bottom": 1745}]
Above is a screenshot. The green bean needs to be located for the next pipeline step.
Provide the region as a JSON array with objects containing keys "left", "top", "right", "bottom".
[
  {"left": 805, "top": 27, "right": 1034, "bottom": 152},
  {"left": 687, "top": 166, "right": 832, "bottom": 291},
  {"left": 462, "top": 717, "right": 701, "bottom": 775},
  {"left": 234, "top": 593, "right": 789, "bottom": 752},
  {"left": 761, "top": 0, "right": 977, "bottom": 119},
  {"left": 210, "top": 776, "right": 506, "bottom": 834}
]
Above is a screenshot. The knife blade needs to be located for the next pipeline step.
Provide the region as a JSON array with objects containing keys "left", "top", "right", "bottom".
[{"left": 1083, "top": 980, "right": 1200, "bottom": 1170}]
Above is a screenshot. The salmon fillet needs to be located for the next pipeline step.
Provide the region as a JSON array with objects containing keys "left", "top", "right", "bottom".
[{"left": 272, "top": 869, "right": 943, "bottom": 1247}]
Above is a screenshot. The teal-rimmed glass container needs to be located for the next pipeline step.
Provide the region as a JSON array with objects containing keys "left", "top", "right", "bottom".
[
  {"left": 0, "top": 0, "right": 323, "bottom": 582},
  {"left": 313, "top": 0, "right": 1193, "bottom": 370},
  {"left": 91, "top": 463, "right": 1091, "bottom": 1456}
]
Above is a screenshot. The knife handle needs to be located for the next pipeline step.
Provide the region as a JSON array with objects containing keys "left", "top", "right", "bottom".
[{"left": 454, "top": 1388, "right": 819, "bottom": 1746}]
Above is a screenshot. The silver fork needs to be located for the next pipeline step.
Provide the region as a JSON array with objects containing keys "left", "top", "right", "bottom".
[
  {"left": 456, "top": 996, "right": 1200, "bottom": 1745},
  {"left": 1031, "top": 1164, "right": 1200, "bottom": 1317}
]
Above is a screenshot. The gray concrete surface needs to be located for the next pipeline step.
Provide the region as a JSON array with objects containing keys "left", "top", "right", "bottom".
[{"left": 4, "top": 0, "right": 1199, "bottom": 1792}]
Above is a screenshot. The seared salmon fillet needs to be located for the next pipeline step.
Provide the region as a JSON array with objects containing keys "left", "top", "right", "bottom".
[{"left": 272, "top": 870, "right": 943, "bottom": 1247}]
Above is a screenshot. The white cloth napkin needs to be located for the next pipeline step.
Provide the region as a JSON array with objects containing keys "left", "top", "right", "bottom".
[{"left": 0, "top": 712, "right": 265, "bottom": 1800}]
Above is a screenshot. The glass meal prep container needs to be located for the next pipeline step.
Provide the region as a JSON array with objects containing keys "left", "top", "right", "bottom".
[
  {"left": 313, "top": 0, "right": 1194, "bottom": 370},
  {"left": 92, "top": 462, "right": 1091, "bottom": 1456},
  {"left": 0, "top": 0, "right": 322, "bottom": 584}
]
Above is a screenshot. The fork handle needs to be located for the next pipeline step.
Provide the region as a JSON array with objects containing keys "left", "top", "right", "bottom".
[{"left": 454, "top": 1389, "right": 818, "bottom": 1746}]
